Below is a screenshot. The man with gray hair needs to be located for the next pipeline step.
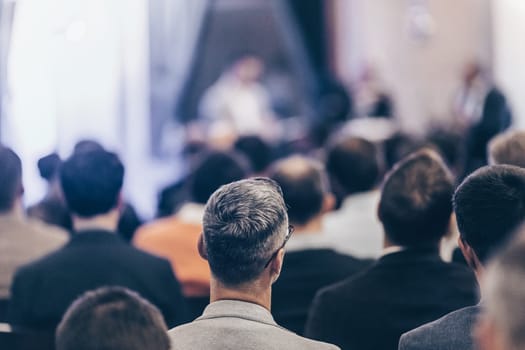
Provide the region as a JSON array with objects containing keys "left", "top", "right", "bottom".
[
  {"left": 474, "top": 229, "right": 525, "bottom": 350},
  {"left": 269, "top": 155, "right": 369, "bottom": 335},
  {"left": 168, "top": 178, "right": 339, "bottom": 350}
]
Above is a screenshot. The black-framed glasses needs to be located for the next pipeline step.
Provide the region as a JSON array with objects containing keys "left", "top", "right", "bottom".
[{"left": 264, "top": 225, "right": 294, "bottom": 268}]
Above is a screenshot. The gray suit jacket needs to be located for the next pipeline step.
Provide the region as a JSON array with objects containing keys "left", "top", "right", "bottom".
[
  {"left": 399, "top": 305, "right": 480, "bottom": 350},
  {"left": 0, "top": 214, "right": 67, "bottom": 298},
  {"left": 169, "top": 300, "right": 340, "bottom": 350}
]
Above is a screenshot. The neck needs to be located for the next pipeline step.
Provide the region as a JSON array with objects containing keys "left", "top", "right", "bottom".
[
  {"left": 210, "top": 277, "right": 272, "bottom": 311},
  {"left": 73, "top": 209, "right": 119, "bottom": 232},
  {"left": 469, "top": 260, "right": 485, "bottom": 295},
  {"left": 293, "top": 216, "right": 322, "bottom": 234},
  {"left": 8, "top": 198, "right": 24, "bottom": 219},
  {"left": 383, "top": 235, "right": 398, "bottom": 250}
]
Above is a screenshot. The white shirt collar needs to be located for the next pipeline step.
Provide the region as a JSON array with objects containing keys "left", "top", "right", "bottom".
[
  {"left": 381, "top": 245, "right": 405, "bottom": 257},
  {"left": 285, "top": 232, "right": 333, "bottom": 252}
]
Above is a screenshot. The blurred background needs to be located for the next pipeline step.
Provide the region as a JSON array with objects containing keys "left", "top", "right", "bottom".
[{"left": 0, "top": 0, "right": 523, "bottom": 218}]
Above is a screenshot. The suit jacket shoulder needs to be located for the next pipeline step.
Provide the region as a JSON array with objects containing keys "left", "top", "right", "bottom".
[
  {"left": 305, "top": 250, "right": 478, "bottom": 350},
  {"left": 399, "top": 305, "right": 480, "bottom": 350},
  {"left": 169, "top": 300, "right": 340, "bottom": 350},
  {"left": 8, "top": 231, "right": 188, "bottom": 331},
  {"left": 272, "top": 248, "right": 370, "bottom": 334}
]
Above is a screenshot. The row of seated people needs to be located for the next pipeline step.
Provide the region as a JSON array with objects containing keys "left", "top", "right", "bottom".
[
  {"left": 34, "top": 221, "right": 525, "bottom": 350},
  {"left": 1, "top": 128, "right": 525, "bottom": 349}
]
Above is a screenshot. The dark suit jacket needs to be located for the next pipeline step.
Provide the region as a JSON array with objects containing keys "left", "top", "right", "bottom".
[
  {"left": 305, "top": 248, "right": 479, "bottom": 350},
  {"left": 8, "top": 230, "right": 189, "bottom": 332},
  {"left": 399, "top": 305, "right": 480, "bottom": 350},
  {"left": 272, "top": 248, "right": 370, "bottom": 334},
  {"left": 464, "top": 86, "right": 512, "bottom": 174}
]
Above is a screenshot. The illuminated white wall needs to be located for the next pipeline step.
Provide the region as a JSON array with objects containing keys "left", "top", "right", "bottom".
[
  {"left": 4, "top": 0, "right": 173, "bottom": 217},
  {"left": 333, "top": 0, "right": 492, "bottom": 133},
  {"left": 492, "top": 0, "right": 525, "bottom": 128}
]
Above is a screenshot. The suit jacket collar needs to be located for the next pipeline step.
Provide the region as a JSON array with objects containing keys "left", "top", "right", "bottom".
[
  {"left": 378, "top": 246, "right": 441, "bottom": 265},
  {"left": 67, "top": 229, "right": 124, "bottom": 246},
  {"left": 197, "top": 300, "right": 279, "bottom": 328}
]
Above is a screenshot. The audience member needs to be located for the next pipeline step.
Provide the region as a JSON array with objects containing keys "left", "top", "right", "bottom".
[
  {"left": 426, "top": 128, "right": 465, "bottom": 178},
  {"left": 399, "top": 165, "right": 525, "bottom": 350},
  {"left": 72, "top": 139, "right": 143, "bottom": 241},
  {"left": 488, "top": 130, "right": 525, "bottom": 168},
  {"left": 384, "top": 133, "right": 425, "bottom": 170},
  {"left": 0, "top": 147, "right": 67, "bottom": 299},
  {"left": 169, "top": 178, "right": 339, "bottom": 349},
  {"left": 323, "top": 136, "right": 383, "bottom": 258},
  {"left": 305, "top": 149, "right": 478, "bottom": 350},
  {"left": 134, "top": 151, "right": 248, "bottom": 300},
  {"left": 56, "top": 286, "right": 170, "bottom": 350},
  {"left": 233, "top": 135, "right": 273, "bottom": 175},
  {"left": 157, "top": 140, "right": 208, "bottom": 218},
  {"left": 268, "top": 156, "right": 370, "bottom": 334},
  {"left": 474, "top": 231, "right": 525, "bottom": 350},
  {"left": 27, "top": 153, "right": 73, "bottom": 231},
  {"left": 8, "top": 149, "right": 188, "bottom": 332}
]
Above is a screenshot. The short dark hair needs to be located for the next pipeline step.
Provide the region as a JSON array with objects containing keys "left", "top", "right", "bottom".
[
  {"left": 60, "top": 149, "right": 124, "bottom": 217},
  {"left": 190, "top": 151, "right": 248, "bottom": 204},
  {"left": 203, "top": 178, "right": 288, "bottom": 285},
  {"left": 488, "top": 130, "right": 525, "bottom": 168},
  {"left": 384, "top": 133, "right": 425, "bottom": 170},
  {"left": 454, "top": 165, "right": 525, "bottom": 264},
  {"left": 378, "top": 149, "right": 454, "bottom": 247},
  {"left": 0, "top": 146, "right": 23, "bottom": 212},
  {"left": 426, "top": 128, "right": 464, "bottom": 171},
  {"left": 37, "top": 153, "right": 62, "bottom": 181},
  {"left": 56, "top": 286, "right": 169, "bottom": 350},
  {"left": 73, "top": 139, "right": 105, "bottom": 154},
  {"left": 268, "top": 156, "right": 327, "bottom": 225},
  {"left": 233, "top": 135, "right": 273, "bottom": 173},
  {"left": 326, "top": 137, "right": 379, "bottom": 195}
]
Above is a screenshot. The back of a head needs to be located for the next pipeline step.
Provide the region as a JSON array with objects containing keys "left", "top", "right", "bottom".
[
  {"left": 233, "top": 135, "right": 273, "bottom": 173},
  {"left": 482, "top": 233, "right": 525, "bottom": 350},
  {"left": 0, "top": 146, "right": 22, "bottom": 213},
  {"left": 60, "top": 149, "right": 124, "bottom": 217},
  {"left": 378, "top": 149, "right": 454, "bottom": 247},
  {"left": 73, "top": 139, "right": 105, "bottom": 154},
  {"left": 426, "top": 128, "right": 464, "bottom": 171},
  {"left": 268, "top": 155, "right": 326, "bottom": 226},
  {"left": 454, "top": 165, "right": 525, "bottom": 264},
  {"left": 38, "top": 153, "right": 62, "bottom": 181},
  {"left": 190, "top": 151, "right": 248, "bottom": 204},
  {"left": 56, "top": 287, "right": 169, "bottom": 350},
  {"left": 326, "top": 137, "right": 379, "bottom": 195},
  {"left": 488, "top": 130, "right": 525, "bottom": 168},
  {"left": 203, "top": 178, "right": 288, "bottom": 286}
]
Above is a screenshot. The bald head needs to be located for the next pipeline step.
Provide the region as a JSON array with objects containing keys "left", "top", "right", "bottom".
[
  {"left": 489, "top": 130, "right": 525, "bottom": 168},
  {"left": 268, "top": 155, "right": 329, "bottom": 226}
]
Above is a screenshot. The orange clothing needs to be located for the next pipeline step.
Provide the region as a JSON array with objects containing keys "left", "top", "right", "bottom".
[{"left": 133, "top": 214, "right": 210, "bottom": 297}]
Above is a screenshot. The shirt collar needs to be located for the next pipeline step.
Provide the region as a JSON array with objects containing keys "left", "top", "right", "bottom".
[
  {"left": 381, "top": 245, "right": 405, "bottom": 257},
  {"left": 285, "top": 232, "right": 333, "bottom": 252},
  {"left": 198, "top": 300, "right": 278, "bottom": 327}
]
